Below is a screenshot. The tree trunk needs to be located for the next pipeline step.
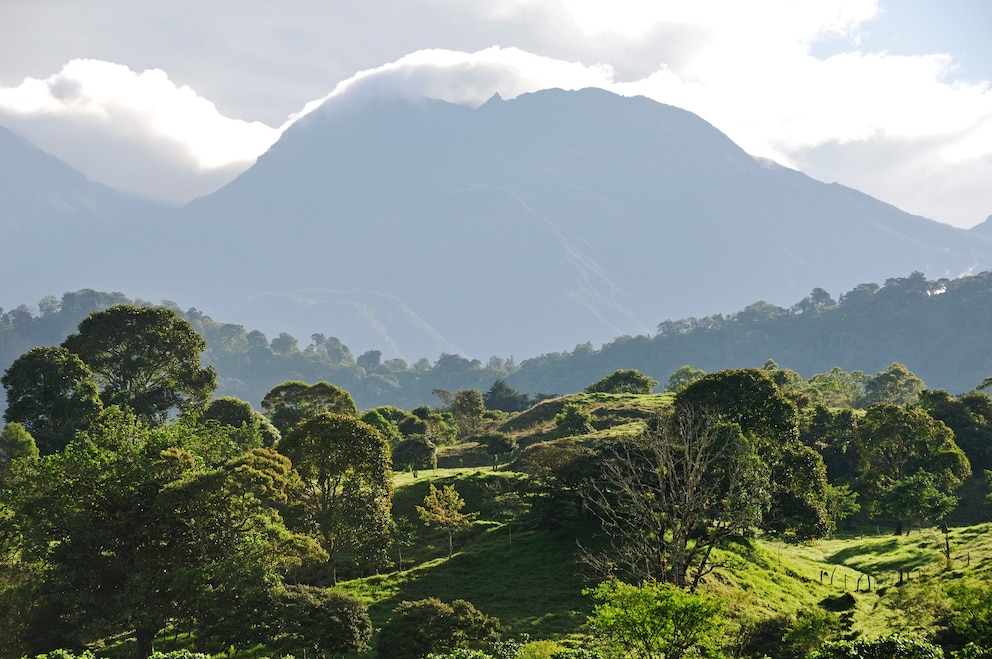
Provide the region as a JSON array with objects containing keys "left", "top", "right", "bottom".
[
  {"left": 136, "top": 626, "right": 156, "bottom": 659},
  {"left": 448, "top": 529, "right": 453, "bottom": 559},
  {"left": 894, "top": 519, "right": 904, "bottom": 536}
]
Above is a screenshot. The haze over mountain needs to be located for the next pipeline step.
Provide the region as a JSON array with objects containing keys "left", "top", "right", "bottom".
[
  {"left": 3, "top": 88, "right": 992, "bottom": 362},
  {"left": 0, "top": 125, "right": 168, "bottom": 304}
]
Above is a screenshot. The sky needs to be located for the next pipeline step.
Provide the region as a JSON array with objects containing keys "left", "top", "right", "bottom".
[{"left": 1, "top": 0, "right": 990, "bottom": 228}]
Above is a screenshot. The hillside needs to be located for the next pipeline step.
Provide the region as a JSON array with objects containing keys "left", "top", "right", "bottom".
[{"left": 344, "top": 466, "right": 992, "bottom": 647}]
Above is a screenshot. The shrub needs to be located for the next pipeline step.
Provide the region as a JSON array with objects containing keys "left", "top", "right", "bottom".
[
  {"left": 811, "top": 636, "right": 944, "bottom": 659},
  {"left": 377, "top": 598, "right": 500, "bottom": 659},
  {"left": 274, "top": 584, "right": 372, "bottom": 654}
]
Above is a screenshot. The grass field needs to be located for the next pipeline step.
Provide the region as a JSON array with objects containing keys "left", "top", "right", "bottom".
[{"left": 334, "top": 464, "right": 992, "bottom": 654}]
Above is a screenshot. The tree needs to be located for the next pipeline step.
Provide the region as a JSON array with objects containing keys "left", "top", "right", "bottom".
[
  {"left": 418, "top": 483, "right": 475, "bottom": 559},
  {"left": 883, "top": 471, "right": 958, "bottom": 533},
  {"left": 581, "top": 407, "right": 769, "bottom": 590},
  {"left": 475, "top": 432, "right": 518, "bottom": 465},
  {"left": 946, "top": 579, "right": 992, "bottom": 651},
  {"left": 554, "top": 403, "right": 594, "bottom": 438},
  {"left": 0, "top": 408, "right": 317, "bottom": 657},
  {"left": 585, "top": 369, "right": 658, "bottom": 395},
  {"left": 377, "top": 598, "right": 500, "bottom": 659},
  {"left": 453, "top": 389, "right": 487, "bottom": 437},
  {"left": 201, "top": 396, "right": 280, "bottom": 447},
  {"left": 674, "top": 369, "right": 828, "bottom": 539},
  {"left": 673, "top": 368, "right": 799, "bottom": 441},
  {"left": 805, "top": 367, "right": 869, "bottom": 408},
  {"left": 61, "top": 305, "right": 217, "bottom": 424},
  {"left": 0, "top": 423, "right": 37, "bottom": 462},
  {"left": 2, "top": 346, "right": 103, "bottom": 454},
  {"left": 853, "top": 404, "right": 971, "bottom": 534},
  {"left": 393, "top": 437, "right": 438, "bottom": 473},
  {"left": 586, "top": 579, "right": 723, "bottom": 659},
  {"left": 361, "top": 408, "right": 404, "bottom": 445},
  {"left": 261, "top": 380, "right": 359, "bottom": 433},
  {"left": 484, "top": 379, "right": 531, "bottom": 413},
  {"left": 861, "top": 362, "right": 926, "bottom": 407},
  {"left": 0, "top": 422, "right": 38, "bottom": 486},
  {"left": 664, "top": 365, "right": 707, "bottom": 394},
  {"left": 920, "top": 389, "right": 992, "bottom": 473},
  {"left": 824, "top": 484, "right": 860, "bottom": 536},
  {"left": 811, "top": 636, "right": 943, "bottom": 659},
  {"left": 278, "top": 412, "right": 392, "bottom": 584},
  {"left": 356, "top": 349, "right": 382, "bottom": 373}
]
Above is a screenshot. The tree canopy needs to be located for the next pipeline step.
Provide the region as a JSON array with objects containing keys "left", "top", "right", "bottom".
[
  {"left": 278, "top": 412, "right": 392, "bottom": 583},
  {"left": 61, "top": 305, "right": 216, "bottom": 424},
  {"left": 2, "top": 346, "right": 102, "bottom": 454}
]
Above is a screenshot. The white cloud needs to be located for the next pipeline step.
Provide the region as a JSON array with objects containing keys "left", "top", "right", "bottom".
[
  {"left": 290, "top": 46, "right": 615, "bottom": 122},
  {"left": 0, "top": 59, "right": 279, "bottom": 203}
]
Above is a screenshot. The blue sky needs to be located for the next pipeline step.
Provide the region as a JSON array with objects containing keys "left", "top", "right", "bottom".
[{"left": 1, "top": 0, "right": 990, "bottom": 228}]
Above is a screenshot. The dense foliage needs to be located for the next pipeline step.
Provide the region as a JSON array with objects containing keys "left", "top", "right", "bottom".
[{"left": 3, "top": 271, "right": 992, "bottom": 415}]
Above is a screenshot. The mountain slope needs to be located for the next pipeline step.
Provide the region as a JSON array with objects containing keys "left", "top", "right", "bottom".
[
  {"left": 170, "top": 88, "right": 992, "bottom": 360},
  {"left": 5, "top": 90, "right": 991, "bottom": 362},
  {"left": 0, "top": 124, "right": 170, "bottom": 305}
]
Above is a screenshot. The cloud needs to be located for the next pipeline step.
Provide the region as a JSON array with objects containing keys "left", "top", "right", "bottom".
[
  {"left": 2, "top": 1, "right": 991, "bottom": 226},
  {"left": 0, "top": 59, "right": 279, "bottom": 203},
  {"left": 291, "top": 46, "right": 615, "bottom": 121}
]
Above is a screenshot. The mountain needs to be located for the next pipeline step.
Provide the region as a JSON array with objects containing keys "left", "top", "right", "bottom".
[
  {"left": 167, "top": 88, "right": 992, "bottom": 360},
  {"left": 0, "top": 124, "right": 170, "bottom": 305},
  {"left": 4, "top": 89, "right": 992, "bottom": 363}
]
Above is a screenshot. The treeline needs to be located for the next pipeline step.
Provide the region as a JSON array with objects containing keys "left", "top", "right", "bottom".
[{"left": 2, "top": 271, "right": 991, "bottom": 414}]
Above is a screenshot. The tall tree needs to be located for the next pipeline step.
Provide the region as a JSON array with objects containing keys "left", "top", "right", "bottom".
[
  {"left": 452, "top": 389, "right": 486, "bottom": 438},
  {"left": 674, "top": 369, "right": 829, "bottom": 539},
  {"left": 581, "top": 407, "right": 770, "bottom": 590},
  {"left": 483, "top": 379, "right": 531, "bottom": 413},
  {"left": 61, "top": 305, "right": 216, "bottom": 424},
  {"left": 261, "top": 380, "right": 359, "bottom": 433},
  {"left": 664, "top": 365, "right": 707, "bottom": 394},
  {"left": 853, "top": 404, "right": 971, "bottom": 534},
  {"left": 2, "top": 346, "right": 103, "bottom": 454},
  {"left": 861, "top": 362, "right": 926, "bottom": 407},
  {"left": 278, "top": 412, "right": 392, "bottom": 584},
  {"left": 201, "top": 395, "right": 280, "bottom": 447},
  {"left": 919, "top": 389, "right": 992, "bottom": 473}
]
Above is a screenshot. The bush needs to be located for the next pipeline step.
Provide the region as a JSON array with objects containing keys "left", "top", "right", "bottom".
[
  {"left": 811, "top": 636, "right": 944, "bottom": 659},
  {"left": 377, "top": 598, "right": 500, "bottom": 659},
  {"left": 553, "top": 403, "right": 593, "bottom": 438},
  {"left": 274, "top": 584, "right": 372, "bottom": 654}
]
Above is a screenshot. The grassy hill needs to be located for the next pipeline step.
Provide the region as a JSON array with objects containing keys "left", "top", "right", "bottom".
[
  {"left": 335, "top": 464, "right": 992, "bottom": 654},
  {"left": 327, "top": 390, "right": 992, "bottom": 655}
]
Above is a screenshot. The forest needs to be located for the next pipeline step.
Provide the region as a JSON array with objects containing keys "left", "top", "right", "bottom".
[
  {"left": 2, "top": 297, "right": 992, "bottom": 659},
  {"left": 2, "top": 270, "right": 992, "bottom": 417}
]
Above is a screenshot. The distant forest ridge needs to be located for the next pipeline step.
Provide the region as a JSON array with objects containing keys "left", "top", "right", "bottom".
[{"left": 1, "top": 269, "right": 990, "bottom": 412}]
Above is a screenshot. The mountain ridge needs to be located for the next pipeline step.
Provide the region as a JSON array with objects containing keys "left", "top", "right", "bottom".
[{"left": 172, "top": 87, "right": 991, "bottom": 359}]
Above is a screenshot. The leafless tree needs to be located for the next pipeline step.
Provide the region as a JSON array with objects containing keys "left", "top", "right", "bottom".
[{"left": 580, "top": 406, "right": 770, "bottom": 591}]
